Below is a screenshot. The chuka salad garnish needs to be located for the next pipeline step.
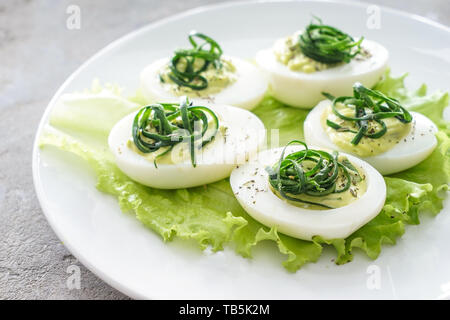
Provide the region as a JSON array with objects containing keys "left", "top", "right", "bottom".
[
  {"left": 266, "top": 140, "right": 362, "bottom": 209},
  {"left": 167, "top": 31, "right": 223, "bottom": 90},
  {"left": 132, "top": 97, "right": 219, "bottom": 167},
  {"left": 299, "top": 18, "right": 363, "bottom": 64},
  {"left": 324, "top": 83, "right": 413, "bottom": 145}
]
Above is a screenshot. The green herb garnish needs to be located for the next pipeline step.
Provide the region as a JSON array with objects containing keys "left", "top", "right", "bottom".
[
  {"left": 299, "top": 18, "right": 363, "bottom": 64},
  {"left": 167, "top": 31, "right": 223, "bottom": 90},
  {"left": 324, "top": 83, "right": 413, "bottom": 145},
  {"left": 266, "top": 140, "right": 361, "bottom": 209},
  {"left": 132, "top": 97, "right": 219, "bottom": 167}
]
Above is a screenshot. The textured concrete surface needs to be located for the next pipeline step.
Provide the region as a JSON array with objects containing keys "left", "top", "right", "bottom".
[{"left": 0, "top": 0, "right": 448, "bottom": 300}]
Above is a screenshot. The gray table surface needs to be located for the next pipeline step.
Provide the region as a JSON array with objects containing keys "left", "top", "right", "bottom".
[{"left": 0, "top": 0, "right": 448, "bottom": 300}]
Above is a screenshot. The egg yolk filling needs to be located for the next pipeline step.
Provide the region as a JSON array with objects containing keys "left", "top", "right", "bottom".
[
  {"left": 322, "top": 103, "right": 412, "bottom": 157},
  {"left": 159, "top": 57, "right": 237, "bottom": 96},
  {"left": 129, "top": 97, "right": 220, "bottom": 167},
  {"left": 267, "top": 141, "right": 367, "bottom": 210},
  {"left": 321, "top": 83, "right": 413, "bottom": 157},
  {"left": 274, "top": 32, "right": 334, "bottom": 73},
  {"left": 158, "top": 31, "right": 237, "bottom": 97},
  {"left": 128, "top": 121, "right": 226, "bottom": 165},
  {"left": 274, "top": 20, "right": 366, "bottom": 73}
]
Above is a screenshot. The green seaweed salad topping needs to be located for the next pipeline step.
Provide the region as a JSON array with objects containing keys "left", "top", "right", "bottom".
[
  {"left": 132, "top": 97, "right": 219, "bottom": 167},
  {"left": 324, "top": 83, "right": 413, "bottom": 145},
  {"left": 166, "top": 31, "right": 224, "bottom": 90},
  {"left": 266, "top": 140, "right": 362, "bottom": 209},
  {"left": 299, "top": 18, "right": 363, "bottom": 64}
]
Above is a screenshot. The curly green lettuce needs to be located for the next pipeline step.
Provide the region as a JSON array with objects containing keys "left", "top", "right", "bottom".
[{"left": 40, "top": 71, "right": 449, "bottom": 272}]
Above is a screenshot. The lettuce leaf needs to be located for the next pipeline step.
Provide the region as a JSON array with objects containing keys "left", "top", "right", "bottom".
[
  {"left": 40, "top": 127, "right": 322, "bottom": 271},
  {"left": 252, "top": 96, "right": 309, "bottom": 145},
  {"left": 374, "top": 71, "right": 450, "bottom": 135},
  {"left": 316, "top": 177, "right": 433, "bottom": 264},
  {"left": 317, "top": 71, "right": 450, "bottom": 263},
  {"left": 49, "top": 80, "right": 139, "bottom": 144},
  {"left": 40, "top": 72, "right": 449, "bottom": 272},
  {"left": 375, "top": 70, "right": 449, "bottom": 214}
]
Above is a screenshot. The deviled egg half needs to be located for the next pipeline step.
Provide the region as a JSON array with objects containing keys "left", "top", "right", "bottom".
[
  {"left": 109, "top": 97, "right": 265, "bottom": 189},
  {"left": 304, "top": 83, "right": 438, "bottom": 175},
  {"left": 230, "top": 140, "right": 386, "bottom": 240},
  {"left": 140, "top": 31, "right": 268, "bottom": 110},
  {"left": 255, "top": 19, "right": 388, "bottom": 108}
]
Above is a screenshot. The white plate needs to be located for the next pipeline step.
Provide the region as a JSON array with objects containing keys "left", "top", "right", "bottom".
[{"left": 33, "top": 0, "right": 450, "bottom": 299}]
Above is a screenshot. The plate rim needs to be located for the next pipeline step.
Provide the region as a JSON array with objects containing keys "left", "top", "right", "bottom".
[{"left": 32, "top": 0, "right": 450, "bottom": 300}]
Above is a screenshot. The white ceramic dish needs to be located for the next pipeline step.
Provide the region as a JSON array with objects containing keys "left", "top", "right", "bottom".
[{"left": 33, "top": 0, "right": 450, "bottom": 299}]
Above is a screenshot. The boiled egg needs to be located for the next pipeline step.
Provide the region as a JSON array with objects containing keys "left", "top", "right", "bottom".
[
  {"left": 140, "top": 55, "right": 268, "bottom": 110},
  {"left": 304, "top": 99, "right": 438, "bottom": 175},
  {"left": 109, "top": 101, "right": 266, "bottom": 189},
  {"left": 255, "top": 35, "right": 388, "bottom": 108},
  {"left": 230, "top": 144, "right": 386, "bottom": 240}
]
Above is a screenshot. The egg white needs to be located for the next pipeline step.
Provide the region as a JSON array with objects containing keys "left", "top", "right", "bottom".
[
  {"left": 109, "top": 104, "right": 266, "bottom": 189},
  {"left": 304, "top": 99, "right": 438, "bottom": 175},
  {"left": 255, "top": 39, "right": 388, "bottom": 108},
  {"left": 140, "top": 55, "right": 268, "bottom": 110},
  {"left": 230, "top": 145, "right": 386, "bottom": 240}
]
